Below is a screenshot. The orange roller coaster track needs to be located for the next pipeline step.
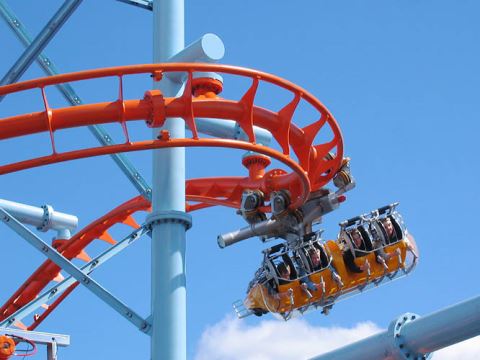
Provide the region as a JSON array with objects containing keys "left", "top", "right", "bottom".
[{"left": 0, "top": 63, "right": 344, "bottom": 330}]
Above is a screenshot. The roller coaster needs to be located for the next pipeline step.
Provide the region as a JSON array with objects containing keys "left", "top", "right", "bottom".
[{"left": 0, "top": 1, "right": 478, "bottom": 360}]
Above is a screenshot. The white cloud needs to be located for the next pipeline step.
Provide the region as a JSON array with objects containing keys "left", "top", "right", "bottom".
[
  {"left": 194, "top": 316, "right": 480, "bottom": 360},
  {"left": 435, "top": 337, "right": 480, "bottom": 360},
  {"left": 194, "top": 316, "right": 381, "bottom": 360}
]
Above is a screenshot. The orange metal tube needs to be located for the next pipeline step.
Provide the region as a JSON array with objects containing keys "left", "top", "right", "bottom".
[
  {"left": 0, "top": 63, "right": 343, "bottom": 193},
  {"left": 0, "top": 63, "right": 345, "bottom": 329}
]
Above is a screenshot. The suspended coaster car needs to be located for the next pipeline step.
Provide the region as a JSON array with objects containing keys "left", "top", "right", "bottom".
[{"left": 235, "top": 203, "right": 418, "bottom": 320}]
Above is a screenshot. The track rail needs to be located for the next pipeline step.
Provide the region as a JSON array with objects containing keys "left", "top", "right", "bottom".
[{"left": 0, "top": 63, "right": 344, "bottom": 330}]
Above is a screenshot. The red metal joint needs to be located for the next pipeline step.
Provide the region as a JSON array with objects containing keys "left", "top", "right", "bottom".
[{"left": 144, "top": 89, "right": 166, "bottom": 128}]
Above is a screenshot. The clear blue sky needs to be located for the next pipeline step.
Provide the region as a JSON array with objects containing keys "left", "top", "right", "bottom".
[{"left": 0, "top": 1, "right": 479, "bottom": 359}]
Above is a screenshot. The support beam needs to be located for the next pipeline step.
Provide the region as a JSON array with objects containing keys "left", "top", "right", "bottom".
[
  {"left": 165, "top": 33, "right": 224, "bottom": 84},
  {"left": 0, "top": 225, "right": 149, "bottom": 328},
  {"left": 0, "top": 0, "right": 82, "bottom": 90},
  {"left": 0, "top": 0, "right": 152, "bottom": 201},
  {"left": 309, "top": 295, "right": 480, "bottom": 360},
  {"left": 47, "top": 341, "right": 58, "bottom": 360},
  {"left": 0, "top": 199, "right": 77, "bottom": 236},
  {"left": 0, "top": 328, "right": 69, "bottom": 347},
  {"left": 195, "top": 118, "right": 271, "bottom": 146},
  {"left": 116, "top": 0, "right": 152, "bottom": 11},
  {"left": 0, "top": 208, "right": 150, "bottom": 334}
]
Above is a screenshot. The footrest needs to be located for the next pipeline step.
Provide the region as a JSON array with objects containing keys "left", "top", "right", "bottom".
[{"left": 232, "top": 299, "right": 253, "bottom": 319}]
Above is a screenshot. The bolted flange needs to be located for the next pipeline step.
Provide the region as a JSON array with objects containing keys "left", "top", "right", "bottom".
[
  {"left": 389, "top": 313, "right": 432, "bottom": 360},
  {"left": 37, "top": 204, "right": 53, "bottom": 232},
  {"left": 145, "top": 211, "right": 192, "bottom": 231}
]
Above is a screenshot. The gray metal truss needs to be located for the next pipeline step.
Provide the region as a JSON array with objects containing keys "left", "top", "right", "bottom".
[
  {"left": 0, "top": 208, "right": 151, "bottom": 334},
  {"left": 0, "top": 224, "right": 150, "bottom": 329}
]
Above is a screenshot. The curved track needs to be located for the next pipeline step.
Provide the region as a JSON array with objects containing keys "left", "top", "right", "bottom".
[{"left": 0, "top": 63, "right": 344, "bottom": 330}]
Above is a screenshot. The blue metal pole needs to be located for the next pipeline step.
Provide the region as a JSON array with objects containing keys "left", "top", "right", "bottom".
[
  {"left": 309, "top": 295, "right": 480, "bottom": 360},
  {"left": 150, "top": 1, "right": 190, "bottom": 359},
  {"left": 0, "top": 0, "right": 82, "bottom": 90}
]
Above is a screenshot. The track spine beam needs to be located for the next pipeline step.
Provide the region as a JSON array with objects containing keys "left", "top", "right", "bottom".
[{"left": 0, "top": 208, "right": 151, "bottom": 334}]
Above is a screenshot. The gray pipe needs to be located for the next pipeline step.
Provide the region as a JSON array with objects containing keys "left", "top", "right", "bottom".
[
  {"left": 310, "top": 295, "right": 480, "bottom": 360},
  {"left": 217, "top": 219, "right": 281, "bottom": 248}
]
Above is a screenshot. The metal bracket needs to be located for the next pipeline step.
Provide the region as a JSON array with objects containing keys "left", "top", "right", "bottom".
[
  {"left": 37, "top": 204, "right": 54, "bottom": 232},
  {"left": 145, "top": 211, "right": 192, "bottom": 230},
  {"left": 390, "top": 313, "right": 432, "bottom": 360}
]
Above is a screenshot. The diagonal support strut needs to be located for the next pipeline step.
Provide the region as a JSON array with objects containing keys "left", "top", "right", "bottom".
[
  {"left": 0, "top": 225, "right": 150, "bottom": 330},
  {"left": 0, "top": 208, "right": 151, "bottom": 334}
]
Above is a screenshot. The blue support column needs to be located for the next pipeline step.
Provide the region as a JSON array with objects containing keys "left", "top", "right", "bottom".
[
  {"left": 309, "top": 295, "right": 480, "bottom": 360},
  {"left": 150, "top": 1, "right": 189, "bottom": 359}
]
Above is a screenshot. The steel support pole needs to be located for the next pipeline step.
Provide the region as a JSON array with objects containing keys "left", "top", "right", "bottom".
[
  {"left": 309, "top": 295, "right": 480, "bottom": 360},
  {"left": 150, "top": 1, "right": 190, "bottom": 359}
]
